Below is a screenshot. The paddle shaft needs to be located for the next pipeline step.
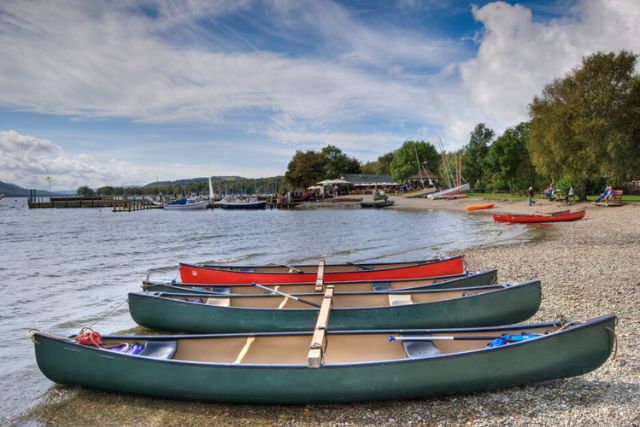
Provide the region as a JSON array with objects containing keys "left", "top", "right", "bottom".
[
  {"left": 347, "top": 262, "right": 373, "bottom": 271},
  {"left": 389, "top": 335, "right": 525, "bottom": 342},
  {"left": 281, "top": 264, "right": 303, "bottom": 273},
  {"left": 253, "top": 283, "right": 321, "bottom": 308}
]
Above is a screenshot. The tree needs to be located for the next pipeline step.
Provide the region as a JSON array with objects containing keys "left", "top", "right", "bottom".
[
  {"left": 389, "top": 141, "right": 440, "bottom": 183},
  {"left": 485, "top": 123, "right": 534, "bottom": 192},
  {"left": 529, "top": 50, "right": 640, "bottom": 198},
  {"left": 76, "top": 185, "right": 95, "bottom": 196},
  {"left": 285, "top": 150, "right": 327, "bottom": 189},
  {"left": 462, "top": 123, "right": 494, "bottom": 188},
  {"left": 361, "top": 161, "right": 377, "bottom": 174},
  {"left": 96, "top": 186, "right": 117, "bottom": 196},
  {"left": 321, "top": 145, "right": 361, "bottom": 179},
  {"left": 375, "top": 151, "right": 395, "bottom": 175}
]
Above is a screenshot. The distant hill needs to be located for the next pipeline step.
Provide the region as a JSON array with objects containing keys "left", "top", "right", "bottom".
[
  {"left": 0, "top": 180, "right": 65, "bottom": 197},
  {"left": 142, "top": 176, "right": 244, "bottom": 188}
]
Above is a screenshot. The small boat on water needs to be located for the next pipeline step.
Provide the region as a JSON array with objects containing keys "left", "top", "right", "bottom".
[
  {"left": 493, "top": 210, "right": 586, "bottom": 223},
  {"left": 163, "top": 197, "right": 207, "bottom": 210},
  {"left": 219, "top": 196, "right": 266, "bottom": 210},
  {"left": 129, "top": 280, "right": 541, "bottom": 333},
  {"left": 360, "top": 200, "right": 394, "bottom": 208},
  {"left": 465, "top": 203, "right": 495, "bottom": 211},
  {"left": 179, "top": 256, "right": 467, "bottom": 285},
  {"left": 142, "top": 268, "right": 498, "bottom": 294},
  {"left": 29, "top": 315, "right": 616, "bottom": 403}
]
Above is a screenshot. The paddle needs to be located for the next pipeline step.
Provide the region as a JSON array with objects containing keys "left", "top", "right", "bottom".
[
  {"left": 347, "top": 262, "right": 373, "bottom": 271},
  {"left": 281, "top": 264, "right": 304, "bottom": 273},
  {"left": 388, "top": 334, "right": 542, "bottom": 342},
  {"left": 252, "top": 283, "right": 321, "bottom": 308}
]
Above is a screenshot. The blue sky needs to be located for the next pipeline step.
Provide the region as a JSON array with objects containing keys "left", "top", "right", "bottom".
[{"left": 1, "top": 0, "right": 639, "bottom": 190}]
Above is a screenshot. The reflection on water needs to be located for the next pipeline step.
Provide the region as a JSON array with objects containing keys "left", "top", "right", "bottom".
[{"left": 0, "top": 197, "right": 530, "bottom": 423}]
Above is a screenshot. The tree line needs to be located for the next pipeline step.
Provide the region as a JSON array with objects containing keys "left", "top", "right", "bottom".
[{"left": 283, "top": 50, "right": 640, "bottom": 199}]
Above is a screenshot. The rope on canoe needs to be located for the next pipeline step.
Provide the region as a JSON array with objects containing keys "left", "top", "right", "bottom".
[
  {"left": 27, "top": 328, "right": 40, "bottom": 344},
  {"left": 87, "top": 298, "right": 129, "bottom": 329},
  {"left": 605, "top": 327, "right": 618, "bottom": 360}
]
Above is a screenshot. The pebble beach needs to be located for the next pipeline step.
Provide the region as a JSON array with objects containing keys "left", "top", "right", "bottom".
[{"left": 12, "top": 197, "right": 639, "bottom": 426}]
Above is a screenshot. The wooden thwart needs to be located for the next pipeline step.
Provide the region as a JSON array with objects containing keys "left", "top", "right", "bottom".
[
  {"left": 314, "top": 261, "right": 326, "bottom": 292},
  {"left": 307, "top": 285, "right": 334, "bottom": 368},
  {"left": 233, "top": 337, "right": 256, "bottom": 364}
]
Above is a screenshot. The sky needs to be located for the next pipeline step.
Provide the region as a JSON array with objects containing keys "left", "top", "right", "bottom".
[{"left": 1, "top": 0, "right": 640, "bottom": 190}]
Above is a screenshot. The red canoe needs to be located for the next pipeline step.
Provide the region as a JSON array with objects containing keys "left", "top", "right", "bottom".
[
  {"left": 179, "top": 256, "right": 466, "bottom": 285},
  {"left": 493, "top": 210, "right": 586, "bottom": 223}
]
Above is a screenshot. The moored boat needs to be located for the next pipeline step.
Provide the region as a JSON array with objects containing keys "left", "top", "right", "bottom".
[
  {"left": 142, "top": 268, "right": 499, "bottom": 294},
  {"left": 218, "top": 196, "right": 266, "bottom": 210},
  {"left": 179, "top": 256, "right": 466, "bottom": 285},
  {"left": 360, "top": 200, "right": 394, "bottom": 208},
  {"left": 128, "top": 280, "right": 541, "bottom": 333},
  {"left": 493, "top": 210, "right": 585, "bottom": 223},
  {"left": 163, "top": 197, "right": 207, "bottom": 210},
  {"left": 30, "top": 315, "right": 616, "bottom": 403}
]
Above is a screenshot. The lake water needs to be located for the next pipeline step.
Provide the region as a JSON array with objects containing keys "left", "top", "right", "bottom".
[{"left": 0, "top": 197, "right": 530, "bottom": 423}]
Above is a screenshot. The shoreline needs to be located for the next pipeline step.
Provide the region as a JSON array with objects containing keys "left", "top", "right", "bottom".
[{"left": 12, "top": 199, "right": 639, "bottom": 426}]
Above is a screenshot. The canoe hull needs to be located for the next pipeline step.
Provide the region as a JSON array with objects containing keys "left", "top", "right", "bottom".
[
  {"left": 465, "top": 203, "right": 495, "bottom": 211},
  {"left": 32, "top": 316, "right": 616, "bottom": 404},
  {"left": 179, "top": 256, "right": 466, "bottom": 285},
  {"left": 493, "top": 210, "right": 586, "bottom": 223},
  {"left": 129, "top": 281, "right": 541, "bottom": 333}
]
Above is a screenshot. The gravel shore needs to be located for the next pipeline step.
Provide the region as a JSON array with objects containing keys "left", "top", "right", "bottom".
[{"left": 14, "top": 198, "right": 639, "bottom": 426}]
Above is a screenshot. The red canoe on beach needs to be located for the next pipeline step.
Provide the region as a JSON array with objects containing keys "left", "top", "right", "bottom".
[
  {"left": 493, "top": 210, "right": 586, "bottom": 223},
  {"left": 179, "top": 256, "right": 466, "bottom": 285}
]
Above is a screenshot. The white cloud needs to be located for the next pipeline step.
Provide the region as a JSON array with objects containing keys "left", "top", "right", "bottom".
[
  {"left": 0, "top": 130, "right": 280, "bottom": 189},
  {"left": 459, "top": 0, "right": 640, "bottom": 131}
]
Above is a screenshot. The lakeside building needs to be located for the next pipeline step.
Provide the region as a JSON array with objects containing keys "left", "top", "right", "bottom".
[{"left": 340, "top": 174, "right": 399, "bottom": 194}]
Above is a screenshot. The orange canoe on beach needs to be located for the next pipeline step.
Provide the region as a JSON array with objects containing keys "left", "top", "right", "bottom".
[{"left": 465, "top": 203, "right": 495, "bottom": 211}]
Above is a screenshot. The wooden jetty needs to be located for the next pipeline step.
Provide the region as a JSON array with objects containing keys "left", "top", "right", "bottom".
[{"left": 28, "top": 190, "right": 155, "bottom": 212}]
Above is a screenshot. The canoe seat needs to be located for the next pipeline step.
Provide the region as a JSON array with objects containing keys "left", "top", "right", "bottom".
[
  {"left": 206, "top": 297, "right": 230, "bottom": 307},
  {"left": 208, "top": 287, "right": 231, "bottom": 295},
  {"left": 138, "top": 341, "right": 177, "bottom": 359},
  {"left": 371, "top": 282, "right": 390, "bottom": 292},
  {"left": 402, "top": 340, "right": 441, "bottom": 359},
  {"left": 388, "top": 293, "right": 413, "bottom": 306}
]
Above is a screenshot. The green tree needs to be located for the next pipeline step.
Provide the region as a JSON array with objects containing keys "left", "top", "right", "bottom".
[
  {"left": 285, "top": 150, "right": 327, "bottom": 189},
  {"left": 390, "top": 141, "right": 440, "bottom": 183},
  {"left": 361, "top": 161, "right": 377, "bottom": 174},
  {"left": 485, "top": 123, "right": 534, "bottom": 192},
  {"left": 375, "top": 151, "right": 395, "bottom": 175},
  {"left": 529, "top": 50, "right": 640, "bottom": 198},
  {"left": 96, "top": 186, "right": 116, "bottom": 196},
  {"left": 76, "top": 185, "right": 95, "bottom": 196},
  {"left": 462, "top": 123, "right": 494, "bottom": 188},
  {"left": 321, "top": 145, "right": 361, "bottom": 178}
]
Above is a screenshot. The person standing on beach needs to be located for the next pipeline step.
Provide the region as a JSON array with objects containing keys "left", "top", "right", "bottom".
[{"left": 527, "top": 186, "right": 535, "bottom": 206}]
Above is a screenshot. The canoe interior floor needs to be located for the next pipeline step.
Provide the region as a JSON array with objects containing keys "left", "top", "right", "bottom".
[
  {"left": 176, "top": 288, "right": 496, "bottom": 309},
  {"left": 169, "top": 326, "right": 559, "bottom": 365},
  {"left": 208, "top": 261, "right": 421, "bottom": 275}
]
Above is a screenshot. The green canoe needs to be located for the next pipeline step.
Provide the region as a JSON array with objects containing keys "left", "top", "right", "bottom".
[
  {"left": 128, "top": 281, "right": 541, "bottom": 333},
  {"left": 142, "top": 268, "right": 498, "bottom": 295},
  {"left": 30, "top": 316, "right": 616, "bottom": 403}
]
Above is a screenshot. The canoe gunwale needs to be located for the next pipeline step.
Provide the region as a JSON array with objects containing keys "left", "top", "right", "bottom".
[
  {"left": 165, "top": 270, "right": 478, "bottom": 287},
  {"left": 32, "top": 315, "right": 616, "bottom": 370},
  {"left": 152, "top": 283, "right": 508, "bottom": 299},
  {"left": 131, "top": 280, "right": 540, "bottom": 313}
]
